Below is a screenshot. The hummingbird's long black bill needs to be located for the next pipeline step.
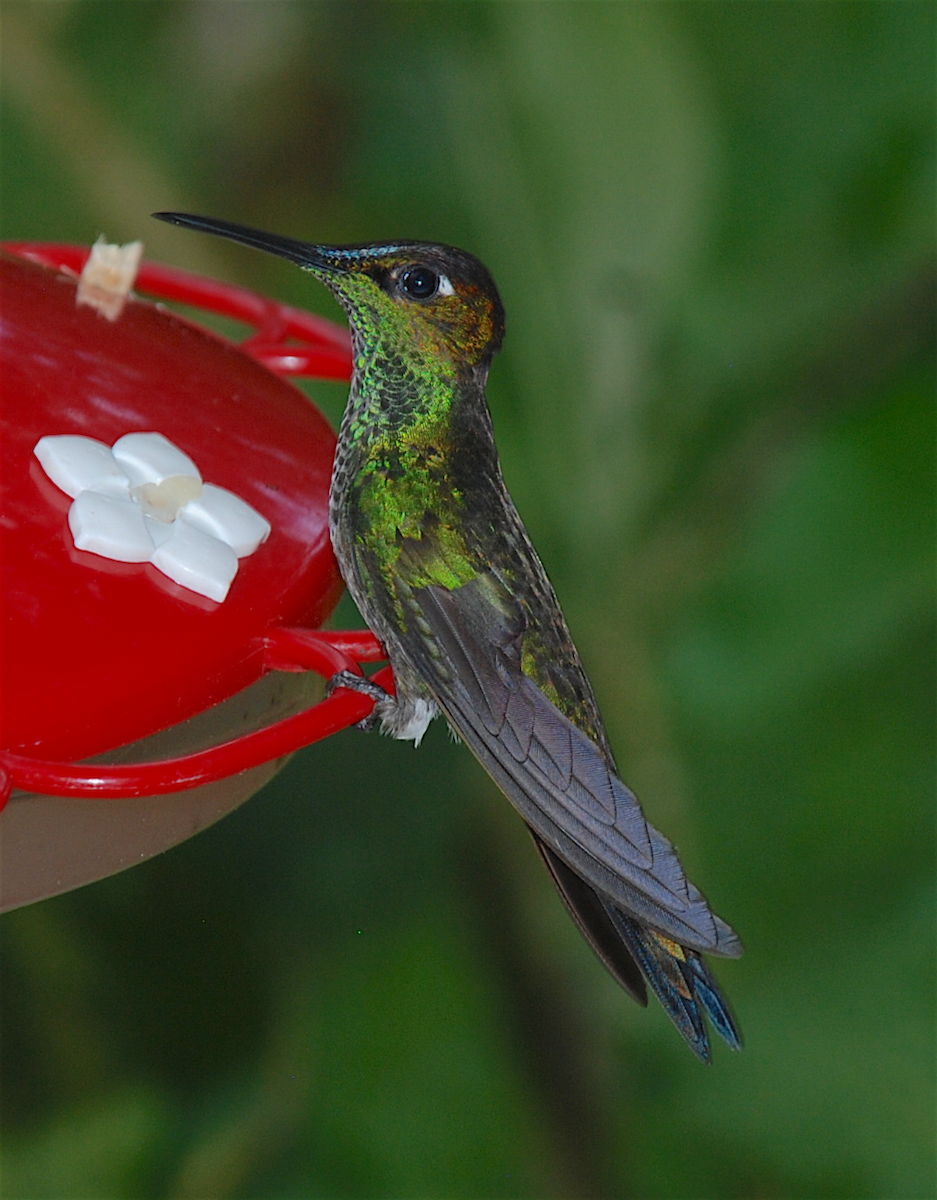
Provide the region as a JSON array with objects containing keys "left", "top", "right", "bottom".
[{"left": 152, "top": 212, "right": 328, "bottom": 270}]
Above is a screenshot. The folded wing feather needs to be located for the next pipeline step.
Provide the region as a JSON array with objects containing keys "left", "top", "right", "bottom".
[{"left": 403, "top": 575, "right": 741, "bottom": 958}]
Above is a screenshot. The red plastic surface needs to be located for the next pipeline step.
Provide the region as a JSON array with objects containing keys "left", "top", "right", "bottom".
[
  {"left": 1, "top": 634, "right": 393, "bottom": 799},
  {"left": 3, "top": 242, "right": 354, "bottom": 380},
  {"left": 2, "top": 250, "right": 347, "bottom": 762}
]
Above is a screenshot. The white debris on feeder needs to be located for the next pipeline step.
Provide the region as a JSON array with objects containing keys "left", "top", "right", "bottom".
[
  {"left": 33, "top": 432, "right": 271, "bottom": 603},
  {"left": 76, "top": 236, "right": 144, "bottom": 321}
]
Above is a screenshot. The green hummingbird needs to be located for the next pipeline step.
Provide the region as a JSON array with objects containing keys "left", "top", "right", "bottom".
[{"left": 154, "top": 212, "right": 743, "bottom": 1061}]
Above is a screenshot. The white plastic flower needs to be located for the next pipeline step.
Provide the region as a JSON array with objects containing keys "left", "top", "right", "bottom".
[{"left": 34, "top": 432, "right": 271, "bottom": 603}]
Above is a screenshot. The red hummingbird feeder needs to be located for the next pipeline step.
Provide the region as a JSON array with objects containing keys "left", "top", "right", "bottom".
[{"left": 0, "top": 240, "right": 392, "bottom": 911}]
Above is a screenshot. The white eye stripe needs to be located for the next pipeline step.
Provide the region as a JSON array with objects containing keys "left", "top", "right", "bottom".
[{"left": 436, "top": 274, "right": 455, "bottom": 297}]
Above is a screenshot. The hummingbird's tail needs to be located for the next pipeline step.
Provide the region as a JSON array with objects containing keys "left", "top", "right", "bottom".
[
  {"left": 610, "top": 913, "right": 743, "bottom": 1061},
  {"left": 536, "top": 838, "right": 741, "bottom": 1062}
]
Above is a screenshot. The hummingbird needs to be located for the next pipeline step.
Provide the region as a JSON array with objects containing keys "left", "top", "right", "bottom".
[{"left": 154, "top": 212, "right": 743, "bottom": 1061}]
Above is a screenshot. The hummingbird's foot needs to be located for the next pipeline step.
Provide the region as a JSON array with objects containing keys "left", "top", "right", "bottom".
[{"left": 326, "top": 669, "right": 391, "bottom": 732}]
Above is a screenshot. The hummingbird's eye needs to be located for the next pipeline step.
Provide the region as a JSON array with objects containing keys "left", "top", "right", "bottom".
[
  {"left": 399, "top": 266, "right": 439, "bottom": 299},
  {"left": 398, "top": 266, "right": 455, "bottom": 300}
]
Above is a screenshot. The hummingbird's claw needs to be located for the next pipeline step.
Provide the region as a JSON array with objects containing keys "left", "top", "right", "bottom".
[{"left": 326, "top": 669, "right": 391, "bottom": 731}]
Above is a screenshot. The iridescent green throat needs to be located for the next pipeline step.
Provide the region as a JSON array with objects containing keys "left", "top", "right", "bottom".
[{"left": 333, "top": 286, "right": 487, "bottom": 599}]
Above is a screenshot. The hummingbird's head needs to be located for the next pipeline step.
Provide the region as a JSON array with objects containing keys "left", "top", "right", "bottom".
[{"left": 153, "top": 214, "right": 505, "bottom": 372}]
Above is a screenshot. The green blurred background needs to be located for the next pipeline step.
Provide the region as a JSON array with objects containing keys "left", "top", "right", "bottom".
[{"left": 2, "top": 3, "right": 934, "bottom": 1197}]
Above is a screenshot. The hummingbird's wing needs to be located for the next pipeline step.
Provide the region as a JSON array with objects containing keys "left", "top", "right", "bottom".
[
  {"left": 397, "top": 571, "right": 742, "bottom": 959},
  {"left": 533, "top": 835, "right": 648, "bottom": 1004}
]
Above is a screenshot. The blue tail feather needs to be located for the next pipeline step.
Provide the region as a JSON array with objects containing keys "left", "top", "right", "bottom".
[{"left": 611, "top": 910, "right": 742, "bottom": 1063}]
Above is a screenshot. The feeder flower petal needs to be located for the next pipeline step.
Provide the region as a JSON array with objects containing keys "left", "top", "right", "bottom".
[
  {"left": 34, "top": 435, "right": 131, "bottom": 499},
  {"left": 68, "top": 490, "right": 156, "bottom": 562},
  {"left": 152, "top": 520, "right": 239, "bottom": 603},
  {"left": 35, "top": 431, "right": 271, "bottom": 603},
  {"left": 112, "top": 431, "right": 201, "bottom": 487},
  {"left": 179, "top": 484, "right": 271, "bottom": 557}
]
